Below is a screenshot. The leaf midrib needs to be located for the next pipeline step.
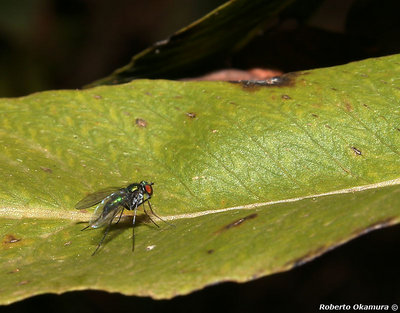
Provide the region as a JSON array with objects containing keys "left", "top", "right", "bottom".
[{"left": 1, "top": 178, "right": 399, "bottom": 221}]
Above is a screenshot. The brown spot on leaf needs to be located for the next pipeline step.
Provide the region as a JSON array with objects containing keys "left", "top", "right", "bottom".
[
  {"left": 3, "top": 234, "right": 21, "bottom": 245},
  {"left": 186, "top": 112, "right": 197, "bottom": 119},
  {"left": 135, "top": 118, "right": 147, "bottom": 128},
  {"left": 351, "top": 146, "right": 362, "bottom": 156},
  {"left": 215, "top": 213, "right": 258, "bottom": 234},
  {"left": 207, "top": 249, "right": 214, "bottom": 254},
  {"left": 40, "top": 166, "right": 52, "bottom": 173},
  {"left": 344, "top": 101, "right": 353, "bottom": 112},
  {"left": 342, "top": 167, "right": 350, "bottom": 174}
]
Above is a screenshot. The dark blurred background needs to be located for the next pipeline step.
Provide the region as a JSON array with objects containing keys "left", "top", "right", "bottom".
[
  {"left": 1, "top": 0, "right": 399, "bottom": 311},
  {"left": 1, "top": 0, "right": 400, "bottom": 96},
  {"left": 0, "top": 0, "right": 226, "bottom": 96}
]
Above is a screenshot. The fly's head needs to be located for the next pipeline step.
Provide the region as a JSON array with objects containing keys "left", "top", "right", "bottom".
[{"left": 140, "top": 181, "right": 153, "bottom": 199}]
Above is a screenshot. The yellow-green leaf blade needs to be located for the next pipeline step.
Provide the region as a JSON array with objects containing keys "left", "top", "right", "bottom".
[{"left": 1, "top": 54, "right": 400, "bottom": 304}]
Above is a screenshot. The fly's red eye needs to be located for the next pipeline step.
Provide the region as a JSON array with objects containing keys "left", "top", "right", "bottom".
[{"left": 145, "top": 184, "right": 153, "bottom": 195}]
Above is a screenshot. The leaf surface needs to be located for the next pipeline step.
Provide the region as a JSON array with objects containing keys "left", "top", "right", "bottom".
[{"left": 1, "top": 54, "right": 400, "bottom": 304}]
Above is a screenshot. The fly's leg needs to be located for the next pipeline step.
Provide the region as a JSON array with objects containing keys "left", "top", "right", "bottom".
[
  {"left": 91, "top": 223, "right": 111, "bottom": 256},
  {"left": 146, "top": 200, "right": 175, "bottom": 227},
  {"left": 143, "top": 204, "right": 160, "bottom": 228},
  {"left": 81, "top": 225, "right": 91, "bottom": 231},
  {"left": 131, "top": 203, "right": 139, "bottom": 252},
  {"left": 114, "top": 209, "right": 125, "bottom": 225},
  {"left": 91, "top": 209, "right": 123, "bottom": 256},
  {"left": 132, "top": 202, "right": 139, "bottom": 226},
  {"left": 81, "top": 215, "right": 103, "bottom": 231}
]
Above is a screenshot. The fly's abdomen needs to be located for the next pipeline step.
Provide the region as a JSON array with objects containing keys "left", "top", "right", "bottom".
[
  {"left": 90, "top": 191, "right": 126, "bottom": 228},
  {"left": 102, "top": 195, "right": 123, "bottom": 215}
]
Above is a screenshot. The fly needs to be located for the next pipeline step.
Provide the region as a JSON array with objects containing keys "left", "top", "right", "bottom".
[{"left": 75, "top": 181, "right": 168, "bottom": 255}]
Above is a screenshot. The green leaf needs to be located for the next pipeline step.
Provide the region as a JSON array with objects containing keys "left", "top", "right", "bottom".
[{"left": 1, "top": 54, "right": 400, "bottom": 304}]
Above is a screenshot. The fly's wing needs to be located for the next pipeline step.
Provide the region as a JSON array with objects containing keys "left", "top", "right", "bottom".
[
  {"left": 89, "top": 206, "right": 125, "bottom": 229},
  {"left": 75, "top": 187, "right": 121, "bottom": 210},
  {"left": 88, "top": 190, "right": 128, "bottom": 228}
]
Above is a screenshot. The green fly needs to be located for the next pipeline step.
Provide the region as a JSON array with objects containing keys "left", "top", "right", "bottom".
[{"left": 75, "top": 181, "right": 167, "bottom": 255}]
